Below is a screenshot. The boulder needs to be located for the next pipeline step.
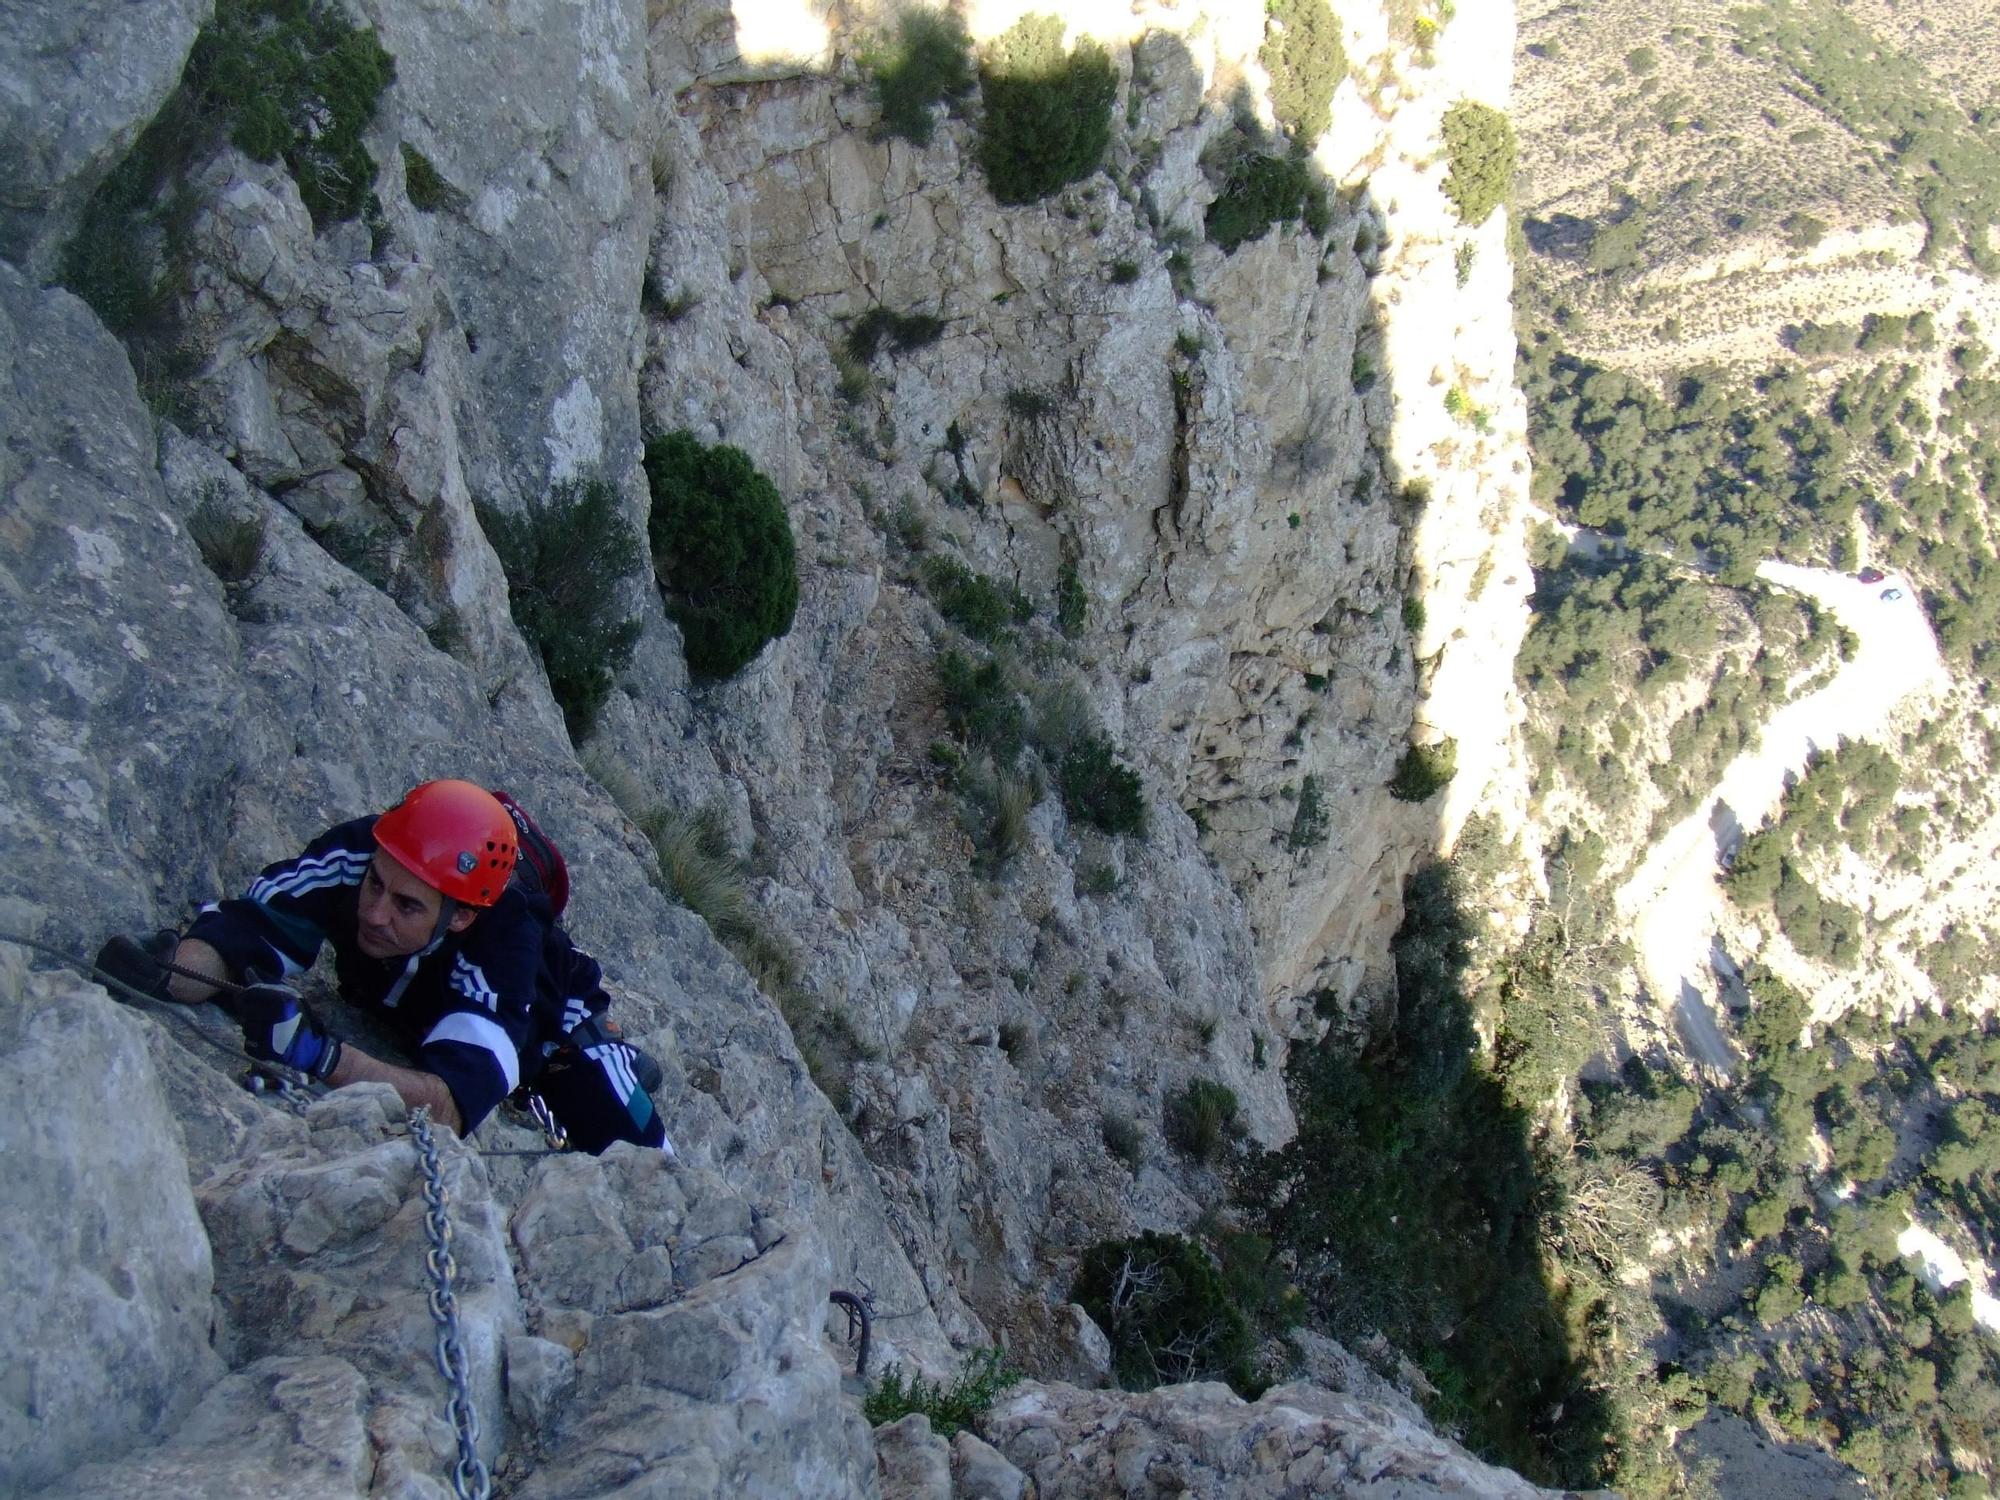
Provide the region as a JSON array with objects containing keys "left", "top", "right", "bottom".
[
  {"left": 982, "top": 1379, "right": 1581, "bottom": 1499},
  {"left": 0, "top": 0, "right": 212, "bottom": 277},
  {"left": 0, "top": 949, "right": 224, "bottom": 1492}
]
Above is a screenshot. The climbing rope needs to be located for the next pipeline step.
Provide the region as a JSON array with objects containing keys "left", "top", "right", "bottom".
[
  {"left": 0, "top": 930, "right": 261, "bottom": 1072},
  {"left": 411, "top": 1105, "right": 491, "bottom": 1500}
]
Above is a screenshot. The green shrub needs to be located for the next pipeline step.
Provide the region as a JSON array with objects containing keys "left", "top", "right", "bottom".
[
  {"left": 1056, "top": 557, "right": 1087, "bottom": 635},
  {"left": 62, "top": 0, "right": 393, "bottom": 338},
  {"left": 977, "top": 15, "right": 1116, "bottom": 204},
  {"left": 938, "top": 650, "right": 1026, "bottom": 758},
  {"left": 1287, "top": 773, "right": 1329, "bottom": 851},
  {"left": 863, "top": 1348, "right": 1018, "bottom": 1436},
  {"left": 1102, "top": 1109, "right": 1145, "bottom": 1169},
  {"left": 1073, "top": 1231, "right": 1255, "bottom": 1389},
  {"left": 1260, "top": 0, "right": 1346, "bottom": 144},
  {"left": 479, "top": 477, "right": 645, "bottom": 738},
  {"left": 644, "top": 432, "right": 799, "bottom": 680},
  {"left": 198, "top": 0, "right": 395, "bottom": 226},
  {"left": 1006, "top": 387, "right": 1056, "bottom": 419},
  {"left": 1439, "top": 101, "right": 1516, "bottom": 226},
  {"left": 1059, "top": 733, "right": 1146, "bottom": 835},
  {"left": 1164, "top": 1077, "right": 1239, "bottom": 1161},
  {"left": 400, "top": 143, "right": 463, "bottom": 213},
  {"left": 959, "top": 755, "right": 1037, "bottom": 867},
  {"left": 1030, "top": 676, "right": 1095, "bottom": 758},
  {"left": 868, "top": 6, "right": 976, "bottom": 146},
  {"left": 845, "top": 306, "right": 947, "bottom": 363},
  {"left": 1109, "top": 258, "right": 1141, "bottom": 284},
  {"left": 924, "top": 556, "right": 1031, "bottom": 640},
  {"left": 1389, "top": 738, "right": 1457, "bottom": 801},
  {"left": 1204, "top": 124, "right": 1330, "bottom": 252}
]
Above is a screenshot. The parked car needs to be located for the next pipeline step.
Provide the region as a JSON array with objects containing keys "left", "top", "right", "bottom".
[
  {"left": 1881, "top": 587, "right": 1904, "bottom": 601},
  {"left": 1858, "top": 567, "right": 1886, "bottom": 583}
]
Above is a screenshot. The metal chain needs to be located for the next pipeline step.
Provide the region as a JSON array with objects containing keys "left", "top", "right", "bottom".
[{"left": 411, "top": 1107, "right": 491, "bottom": 1500}]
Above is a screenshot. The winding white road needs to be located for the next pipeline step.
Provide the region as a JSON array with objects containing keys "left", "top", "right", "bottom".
[{"left": 1612, "top": 561, "right": 1947, "bottom": 1074}]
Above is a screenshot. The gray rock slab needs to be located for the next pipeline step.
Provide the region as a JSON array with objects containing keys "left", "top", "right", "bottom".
[
  {"left": 983, "top": 1379, "right": 1582, "bottom": 1499},
  {"left": 0, "top": 0, "right": 212, "bottom": 277},
  {"left": 33, "top": 1355, "right": 372, "bottom": 1500},
  {"left": 875, "top": 1413, "right": 952, "bottom": 1500},
  {"left": 0, "top": 948, "right": 225, "bottom": 1492}
]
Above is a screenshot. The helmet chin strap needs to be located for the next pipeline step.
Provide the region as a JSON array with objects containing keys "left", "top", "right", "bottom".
[
  {"left": 378, "top": 896, "right": 469, "bottom": 1012},
  {"left": 420, "top": 896, "right": 459, "bottom": 958}
]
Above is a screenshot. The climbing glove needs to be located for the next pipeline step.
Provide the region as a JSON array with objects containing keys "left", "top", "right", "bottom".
[
  {"left": 235, "top": 983, "right": 344, "bottom": 1081},
  {"left": 93, "top": 930, "right": 180, "bottom": 1001}
]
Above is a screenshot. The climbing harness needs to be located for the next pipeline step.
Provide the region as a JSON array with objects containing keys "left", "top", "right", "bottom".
[{"left": 412, "top": 1105, "right": 492, "bottom": 1500}]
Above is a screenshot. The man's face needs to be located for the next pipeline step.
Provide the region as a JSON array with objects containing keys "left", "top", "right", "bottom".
[{"left": 356, "top": 848, "right": 473, "bottom": 958}]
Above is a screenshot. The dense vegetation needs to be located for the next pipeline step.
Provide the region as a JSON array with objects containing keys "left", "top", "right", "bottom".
[
  {"left": 644, "top": 432, "right": 799, "bottom": 680},
  {"left": 1439, "top": 101, "right": 1517, "bottom": 227},
  {"left": 976, "top": 15, "right": 1117, "bottom": 205},
  {"left": 1731, "top": 0, "right": 2000, "bottom": 272},
  {"left": 478, "top": 479, "right": 644, "bottom": 739},
  {"left": 1503, "top": 5, "right": 2000, "bottom": 1495},
  {"left": 1203, "top": 120, "right": 1330, "bottom": 253},
  {"left": 1259, "top": 0, "right": 1346, "bottom": 144},
  {"left": 866, "top": 5, "right": 975, "bottom": 146},
  {"left": 1244, "top": 860, "right": 1616, "bottom": 1485},
  {"left": 62, "top": 0, "right": 393, "bottom": 395}
]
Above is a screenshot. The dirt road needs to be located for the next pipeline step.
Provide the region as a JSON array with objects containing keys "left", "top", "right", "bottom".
[{"left": 1613, "top": 562, "right": 1946, "bottom": 1075}]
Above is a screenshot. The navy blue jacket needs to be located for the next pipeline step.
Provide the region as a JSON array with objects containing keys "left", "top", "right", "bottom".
[{"left": 186, "top": 815, "right": 609, "bottom": 1133}]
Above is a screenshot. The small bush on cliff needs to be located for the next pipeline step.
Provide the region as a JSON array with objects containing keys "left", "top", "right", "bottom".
[
  {"left": 868, "top": 6, "right": 976, "bottom": 146},
  {"left": 1260, "top": 0, "right": 1346, "bottom": 144},
  {"left": 478, "top": 477, "right": 644, "bottom": 739},
  {"left": 938, "top": 650, "right": 1026, "bottom": 759},
  {"left": 1073, "top": 1231, "right": 1256, "bottom": 1389},
  {"left": 63, "top": 0, "right": 392, "bottom": 377},
  {"left": 1389, "top": 737, "right": 1458, "bottom": 802},
  {"left": 844, "top": 306, "right": 947, "bottom": 364},
  {"left": 1165, "top": 1076, "right": 1239, "bottom": 1161},
  {"left": 644, "top": 432, "right": 799, "bottom": 680},
  {"left": 1204, "top": 119, "right": 1330, "bottom": 252},
  {"left": 864, "top": 1348, "right": 1018, "bottom": 1436},
  {"left": 1059, "top": 733, "right": 1146, "bottom": 835},
  {"left": 923, "top": 556, "right": 1031, "bottom": 641},
  {"left": 977, "top": 15, "right": 1117, "bottom": 205},
  {"left": 1440, "top": 101, "right": 1515, "bottom": 226},
  {"left": 199, "top": 0, "right": 395, "bottom": 225},
  {"left": 189, "top": 488, "right": 267, "bottom": 585}
]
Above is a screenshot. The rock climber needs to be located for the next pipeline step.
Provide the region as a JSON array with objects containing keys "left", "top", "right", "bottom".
[{"left": 99, "top": 779, "right": 672, "bottom": 1156}]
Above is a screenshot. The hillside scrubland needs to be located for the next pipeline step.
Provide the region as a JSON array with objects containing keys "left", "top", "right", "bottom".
[{"left": 1486, "top": 0, "right": 2000, "bottom": 1494}]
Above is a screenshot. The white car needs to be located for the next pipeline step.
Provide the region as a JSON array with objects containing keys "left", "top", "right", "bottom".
[{"left": 1881, "top": 587, "right": 1904, "bottom": 602}]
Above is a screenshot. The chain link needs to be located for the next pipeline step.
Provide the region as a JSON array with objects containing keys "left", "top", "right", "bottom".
[{"left": 411, "top": 1107, "right": 491, "bottom": 1500}]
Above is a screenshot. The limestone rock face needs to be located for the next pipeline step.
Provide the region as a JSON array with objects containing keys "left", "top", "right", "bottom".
[
  {"left": 1, "top": 0, "right": 1554, "bottom": 1493},
  {"left": 0, "top": 950, "right": 224, "bottom": 1494},
  {"left": 46, "top": 1356, "right": 375, "bottom": 1500},
  {"left": 0, "top": 0, "right": 212, "bottom": 277},
  {"left": 982, "top": 1379, "right": 1580, "bottom": 1500}
]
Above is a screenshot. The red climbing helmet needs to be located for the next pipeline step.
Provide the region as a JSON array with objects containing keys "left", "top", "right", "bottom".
[{"left": 372, "top": 780, "right": 518, "bottom": 906}]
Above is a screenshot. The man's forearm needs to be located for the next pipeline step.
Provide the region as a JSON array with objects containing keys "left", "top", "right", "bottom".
[{"left": 328, "top": 1045, "right": 465, "bottom": 1135}]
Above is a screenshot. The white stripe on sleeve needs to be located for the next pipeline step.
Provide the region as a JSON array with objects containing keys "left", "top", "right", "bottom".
[{"left": 424, "top": 1011, "right": 522, "bottom": 1093}]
